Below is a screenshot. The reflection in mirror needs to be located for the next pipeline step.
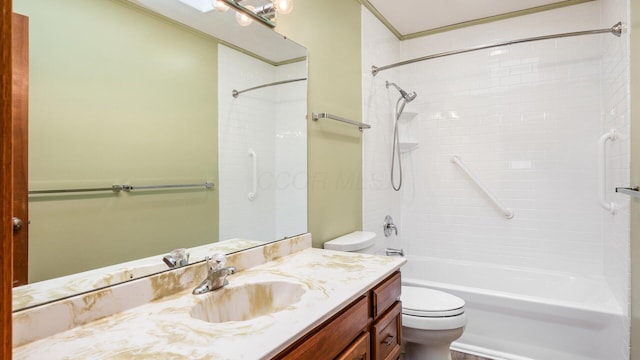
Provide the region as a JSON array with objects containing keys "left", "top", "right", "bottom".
[
  {"left": 13, "top": 0, "right": 307, "bottom": 311},
  {"left": 218, "top": 45, "right": 307, "bottom": 241}
]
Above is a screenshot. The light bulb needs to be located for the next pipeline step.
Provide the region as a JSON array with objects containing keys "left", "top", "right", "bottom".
[
  {"left": 274, "top": 0, "right": 293, "bottom": 14},
  {"left": 212, "top": 0, "right": 229, "bottom": 12},
  {"left": 236, "top": 5, "right": 255, "bottom": 26}
]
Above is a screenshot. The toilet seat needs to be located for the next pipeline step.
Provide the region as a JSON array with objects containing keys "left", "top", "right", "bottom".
[{"left": 401, "top": 286, "right": 465, "bottom": 317}]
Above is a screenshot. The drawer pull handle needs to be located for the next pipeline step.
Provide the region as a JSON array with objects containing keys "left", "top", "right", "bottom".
[{"left": 383, "top": 335, "right": 396, "bottom": 346}]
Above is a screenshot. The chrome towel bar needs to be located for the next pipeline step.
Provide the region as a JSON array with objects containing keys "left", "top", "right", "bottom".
[
  {"left": 312, "top": 112, "right": 371, "bottom": 131},
  {"left": 122, "top": 182, "right": 214, "bottom": 192},
  {"left": 29, "top": 185, "right": 123, "bottom": 194},
  {"left": 615, "top": 186, "right": 640, "bottom": 198}
]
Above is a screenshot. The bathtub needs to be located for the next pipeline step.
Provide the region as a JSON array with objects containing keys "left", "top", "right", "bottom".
[{"left": 401, "top": 256, "right": 627, "bottom": 360}]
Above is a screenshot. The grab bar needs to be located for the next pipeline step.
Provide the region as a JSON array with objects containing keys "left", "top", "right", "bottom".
[
  {"left": 451, "top": 155, "right": 514, "bottom": 219},
  {"left": 598, "top": 129, "right": 619, "bottom": 214},
  {"left": 312, "top": 112, "right": 371, "bottom": 131},
  {"left": 122, "top": 182, "right": 214, "bottom": 192},
  {"left": 248, "top": 148, "right": 257, "bottom": 201}
]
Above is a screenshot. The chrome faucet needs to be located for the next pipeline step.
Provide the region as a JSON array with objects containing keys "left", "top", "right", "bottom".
[
  {"left": 162, "top": 248, "right": 190, "bottom": 268},
  {"left": 383, "top": 215, "right": 398, "bottom": 237},
  {"left": 193, "top": 254, "right": 236, "bottom": 295}
]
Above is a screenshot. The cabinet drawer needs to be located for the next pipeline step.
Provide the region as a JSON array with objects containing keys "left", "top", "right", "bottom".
[
  {"left": 336, "top": 332, "right": 370, "bottom": 360},
  {"left": 275, "top": 295, "right": 369, "bottom": 360},
  {"left": 372, "top": 302, "right": 402, "bottom": 360},
  {"left": 371, "top": 272, "right": 401, "bottom": 318}
]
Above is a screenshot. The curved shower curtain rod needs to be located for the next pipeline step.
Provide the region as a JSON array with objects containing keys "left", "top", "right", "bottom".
[{"left": 371, "top": 22, "right": 623, "bottom": 76}]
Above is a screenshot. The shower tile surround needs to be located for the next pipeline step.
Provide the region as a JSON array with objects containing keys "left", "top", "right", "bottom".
[
  {"left": 362, "top": 0, "right": 629, "bottom": 358},
  {"left": 13, "top": 234, "right": 406, "bottom": 358},
  {"left": 362, "top": 0, "right": 629, "bottom": 292}
]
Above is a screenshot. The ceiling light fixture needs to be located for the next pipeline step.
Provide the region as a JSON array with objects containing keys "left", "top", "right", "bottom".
[
  {"left": 235, "top": 4, "right": 255, "bottom": 26},
  {"left": 273, "top": 0, "right": 293, "bottom": 15},
  {"left": 216, "top": 0, "right": 293, "bottom": 28}
]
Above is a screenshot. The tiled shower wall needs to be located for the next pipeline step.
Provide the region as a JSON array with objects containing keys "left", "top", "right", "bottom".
[
  {"left": 600, "top": 0, "right": 631, "bottom": 334},
  {"left": 219, "top": 45, "right": 306, "bottom": 242},
  {"left": 362, "top": 0, "right": 629, "bottom": 299}
]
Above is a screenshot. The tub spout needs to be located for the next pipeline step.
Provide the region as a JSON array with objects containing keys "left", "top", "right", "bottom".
[{"left": 385, "top": 248, "right": 404, "bottom": 257}]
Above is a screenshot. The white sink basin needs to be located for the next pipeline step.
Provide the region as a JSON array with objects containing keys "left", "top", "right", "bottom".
[{"left": 190, "top": 281, "right": 305, "bottom": 323}]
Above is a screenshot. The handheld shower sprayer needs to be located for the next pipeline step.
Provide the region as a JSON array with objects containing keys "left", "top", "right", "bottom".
[
  {"left": 386, "top": 81, "right": 417, "bottom": 102},
  {"left": 385, "top": 81, "right": 418, "bottom": 192}
]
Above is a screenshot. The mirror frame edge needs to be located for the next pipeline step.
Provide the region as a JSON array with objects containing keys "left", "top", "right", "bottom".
[{"left": 2, "top": 0, "right": 14, "bottom": 357}]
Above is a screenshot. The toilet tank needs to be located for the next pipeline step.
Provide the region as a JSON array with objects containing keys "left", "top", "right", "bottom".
[{"left": 323, "top": 231, "right": 376, "bottom": 252}]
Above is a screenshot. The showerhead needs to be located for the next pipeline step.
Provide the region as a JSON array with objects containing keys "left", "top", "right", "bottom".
[{"left": 386, "top": 81, "right": 417, "bottom": 102}]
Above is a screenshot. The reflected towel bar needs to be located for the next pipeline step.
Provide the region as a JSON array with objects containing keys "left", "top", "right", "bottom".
[
  {"left": 451, "top": 155, "right": 514, "bottom": 219},
  {"left": 312, "top": 112, "right": 371, "bottom": 131},
  {"left": 29, "top": 185, "right": 123, "bottom": 194},
  {"left": 372, "top": 22, "right": 623, "bottom": 76},
  {"left": 122, "top": 182, "right": 214, "bottom": 192},
  {"left": 232, "top": 78, "right": 307, "bottom": 98},
  {"left": 30, "top": 182, "right": 214, "bottom": 194}
]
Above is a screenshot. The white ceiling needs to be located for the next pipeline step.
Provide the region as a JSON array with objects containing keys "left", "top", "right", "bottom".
[{"left": 367, "top": 0, "right": 581, "bottom": 36}]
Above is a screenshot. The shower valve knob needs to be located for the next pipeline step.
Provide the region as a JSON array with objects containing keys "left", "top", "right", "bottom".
[{"left": 383, "top": 215, "right": 398, "bottom": 237}]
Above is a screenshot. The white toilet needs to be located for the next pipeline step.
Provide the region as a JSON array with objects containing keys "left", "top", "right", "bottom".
[{"left": 324, "top": 231, "right": 467, "bottom": 360}]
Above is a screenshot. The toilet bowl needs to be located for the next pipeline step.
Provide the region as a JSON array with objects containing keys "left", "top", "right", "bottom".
[
  {"left": 401, "top": 285, "right": 466, "bottom": 360},
  {"left": 323, "top": 231, "right": 467, "bottom": 360}
]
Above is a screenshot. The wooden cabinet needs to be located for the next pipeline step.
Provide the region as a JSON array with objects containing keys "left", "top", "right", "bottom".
[
  {"left": 371, "top": 272, "right": 402, "bottom": 360},
  {"left": 274, "top": 271, "right": 402, "bottom": 360},
  {"left": 372, "top": 302, "right": 402, "bottom": 360},
  {"left": 336, "top": 332, "right": 370, "bottom": 360}
]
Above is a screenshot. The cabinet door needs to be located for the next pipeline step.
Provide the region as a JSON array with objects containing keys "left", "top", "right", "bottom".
[
  {"left": 371, "top": 272, "right": 401, "bottom": 318},
  {"left": 372, "top": 302, "right": 402, "bottom": 360},
  {"left": 275, "top": 295, "right": 369, "bottom": 360},
  {"left": 336, "top": 332, "right": 370, "bottom": 360}
]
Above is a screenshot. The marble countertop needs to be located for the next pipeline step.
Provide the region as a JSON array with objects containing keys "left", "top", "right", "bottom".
[{"left": 14, "top": 244, "right": 405, "bottom": 359}]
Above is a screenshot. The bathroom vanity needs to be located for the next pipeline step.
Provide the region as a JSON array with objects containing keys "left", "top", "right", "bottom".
[
  {"left": 274, "top": 271, "right": 402, "bottom": 360},
  {"left": 12, "top": 234, "right": 406, "bottom": 359}
]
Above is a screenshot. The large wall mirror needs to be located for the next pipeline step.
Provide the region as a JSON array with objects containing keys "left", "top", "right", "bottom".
[{"left": 12, "top": 0, "right": 307, "bottom": 311}]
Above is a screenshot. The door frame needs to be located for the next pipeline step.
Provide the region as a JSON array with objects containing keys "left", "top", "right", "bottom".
[{"left": 1, "top": 0, "right": 14, "bottom": 358}]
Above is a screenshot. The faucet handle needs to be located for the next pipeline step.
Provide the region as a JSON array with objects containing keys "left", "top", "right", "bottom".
[{"left": 206, "top": 253, "right": 227, "bottom": 270}]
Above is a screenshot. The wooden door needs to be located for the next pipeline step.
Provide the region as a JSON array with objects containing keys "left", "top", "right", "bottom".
[
  {"left": 12, "top": 12, "right": 28, "bottom": 287},
  {"left": 1, "top": 0, "right": 14, "bottom": 357}
]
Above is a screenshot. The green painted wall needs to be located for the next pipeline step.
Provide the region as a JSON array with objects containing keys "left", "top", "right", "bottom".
[
  {"left": 276, "top": 0, "right": 363, "bottom": 248},
  {"left": 631, "top": 0, "right": 639, "bottom": 356},
  {"left": 15, "top": 0, "right": 219, "bottom": 281}
]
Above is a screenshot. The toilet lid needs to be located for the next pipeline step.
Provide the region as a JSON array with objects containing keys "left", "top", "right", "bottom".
[{"left": 402, "top": 286, "right": 465, "bottom": 317}]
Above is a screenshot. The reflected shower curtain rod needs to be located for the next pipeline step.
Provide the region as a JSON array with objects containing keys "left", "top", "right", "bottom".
[
  {"left": 232, "top": 77, "right": 307, "bottom": 98},
  {"left": 371, "top": 22, "right": 623, "bottom": 76}
]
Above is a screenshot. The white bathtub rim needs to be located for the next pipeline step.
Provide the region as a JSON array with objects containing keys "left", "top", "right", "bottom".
[
  {"left": 402, "top": 277, "right": 623, "bottom": 316},
  {"left": 402, "top": 255, "right": 612, "bottom": 282}
]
